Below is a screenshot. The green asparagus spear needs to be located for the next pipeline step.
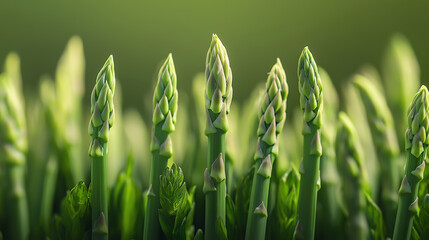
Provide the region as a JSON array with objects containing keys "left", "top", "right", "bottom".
[
  {"left": 382, "top": 34, "right": 420, "bottom": 147},
  {"left": 144, "top": 54, "right": 178, "bottom": 240},
  {"left": 88, "top": 55, "right": 116, "bottom": 240},
  {"left": 316, "top": 67, "right": 343, "bottom": 239},
  {"left": 296, "top": 47, "right": 323, "bottom": 240},
  {"left": 245, "top": 58, "right": 288, "bottom": 240},
  {"left": 0, "top": 71, "right": 29, "bottom": 240},
  {"left": 203, "top": 34, "right": 232, "bottom": 240},
  {"left": 336, "top": 112, "right": 369, "bottom": 240},
  {"left": 354, "top": 74, "right": 400, "bottom": 236},
  {"left": 393, "top": 86, "right": 429, "bottom": 240}
]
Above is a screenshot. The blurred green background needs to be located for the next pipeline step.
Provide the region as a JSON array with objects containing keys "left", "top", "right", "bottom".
[{"left": 1, "top": 1, "right": 428, "bottom": 119}]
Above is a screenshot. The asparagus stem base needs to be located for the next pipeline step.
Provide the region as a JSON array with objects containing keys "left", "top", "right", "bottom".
[{"left": 91, "top": 143, "right": 108, "bottom": 240}]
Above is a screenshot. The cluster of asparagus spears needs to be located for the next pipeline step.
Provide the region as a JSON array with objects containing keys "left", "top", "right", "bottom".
[{"left": 0, "top": 33, "right": 428, "bottom": 240}]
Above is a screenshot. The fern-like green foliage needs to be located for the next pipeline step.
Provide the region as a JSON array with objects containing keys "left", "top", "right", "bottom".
[
  {"left": 159, "top": 163, "right": 195, "bottom": 240},
  {"left": 50, "top": 181, "right": 92, "bottom": 240},
  {"left": 412, "top": 194, "right": 429, "bottom": 240},
  {"left": 267, "top": 166, "right": 300, "bottom": 239}
]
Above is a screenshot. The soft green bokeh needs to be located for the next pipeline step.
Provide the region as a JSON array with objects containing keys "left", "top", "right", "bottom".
[{"left": 0, "top": 1, "right": 428, "bottom": 122}]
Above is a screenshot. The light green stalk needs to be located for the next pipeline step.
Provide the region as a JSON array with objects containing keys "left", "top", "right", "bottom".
[
  {"left": 296, "top": 47, "right": 323, "bottom": 240},
  {"left": 245, "top": 58, "right": 288, "bottom": 240},
  {"left": 354, "top": 74, "right": 400, "bottom": 236},
  {"left": 393, "top": 86, "right": 429, "bottom": 240},
  {"left": 0, "top": 71, "right": 29, "bottom": 240},
  {"left": 382, "top": 34, "right": 420, "bottom": 147},
  {"left": 336, "top": 112, "right": 369, "bottom": 240},
  {"left": 203, "top": 34, "right": 232, "bottom": 240},
  {"left": 316, "top": 67, "right": 343, "bottom": 239},
  {"left": 144, "top": 54, "right": 178, "bottom": 240},
  {"left": 88, "top": 55, "right": 116, "bottom": 240}
]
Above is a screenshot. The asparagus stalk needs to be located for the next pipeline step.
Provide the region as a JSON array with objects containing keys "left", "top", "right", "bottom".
[
  {"left": 336, "top": 112, "right": 369, "bottom": 240},
  {"left": 88, "top": 55, "right": 116, "bottom": 240},
  {"left": 0, "top": 72, "right": 29, "bottom": 240},
  {"left": 354, "top": 75, "right": 400, "bottom": 236},
  {"left": 245, "top": 58, "right": 288, "bottom": 240},
  {"left": 203, "top": 34, "right": 232, "bottom": 240},
  {"left": 144, "top": 54, "right": 178, "bottom": 240},
  {"left": 393, "top": 86, "right": 429, "bottom": 240},
  {"left": 296, "top": 47, "right": 323, "bottom": 240}
]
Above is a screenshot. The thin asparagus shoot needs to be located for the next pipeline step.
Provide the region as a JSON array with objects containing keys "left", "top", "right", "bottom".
[
  {"left": 203, "top": 34, "right": 232, "bottom": 240},
  {"left": 0, "top": 72, "right": 29, "bottom": 240},
  {"left": 143, "top": 54, "right": 178, "bottom": 240},
  {"left": 89, "top": 56, "right": 116, "bottom": 240},
  {"left": 245, "top": 58, "right": 288, "bottom": 240},
  {"left": 336, "top": 112, "right": 369, "bottom": 240},
  {"left": 393, "top": 86, "right": 429, "bottom": 240},
  {"left": 296, "top": 47, "right": 323, "bottom": 240}
]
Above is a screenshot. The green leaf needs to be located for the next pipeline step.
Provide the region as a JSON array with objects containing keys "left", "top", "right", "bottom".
[
  {"left": 365, "top": 193, "right": 386, "bottom": 240},
  {"left": 193, "top": 229, "right": 204, "bottom": 240}
]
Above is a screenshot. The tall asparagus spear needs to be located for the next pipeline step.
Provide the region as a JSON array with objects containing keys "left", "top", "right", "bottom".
[
  {"left": 296, "top": 47, "right": 323, "bottom": 240},
  {"left": 245, "top": 58, "right": 288, "bottom": 240},
  {"left": 0, "top": 71, "right": 29, "bottom": 240},
  {"left": 144, "top": 54, "right": 178, "bottom": 240},
  {"left": 203, "top": 34, "right": 232, "bottom": 240},
  {"left": 393, "top": 86, "right": 429, "bottom": 240},
  {"left": 88, "top": 56, "right": 116, "bottom": 240},
  {"left": 336, "top": 112, "right": 369, "bottom": 240},
  {"left": 354, "top": 75, "right": 400, "bottom": 236},
  {"left": 316, "top": 67, "right": 343, "bottom": 239}
]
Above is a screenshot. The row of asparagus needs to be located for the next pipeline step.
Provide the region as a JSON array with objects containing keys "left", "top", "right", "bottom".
[{"left": 0, "top": 33, "right": 428, "bottom": 240}]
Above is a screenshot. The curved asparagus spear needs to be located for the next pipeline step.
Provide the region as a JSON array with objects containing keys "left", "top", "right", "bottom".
[
  {"left": 382, "top": 34, "right": 420, "bottom": 147},
  {"left": 0, "top": 72, "right": 29, "bottom": 240},
  {"left": 393, "top": 86, "right": 429, "bottom": 240},
  {"left": 245, "top": 58, "right": 288, "bottom": 240},
  {"left": 89, "top": 56, "right": 116, "bottom": 240},
  {"left": 144, "top": 54, "right": 178, "bottom": 240},
  {"left": 353, "top": 75, "right": 400, "bottom": 236},
  {"left": 203, "top": 34, "right": 232, "bottom": 240},
  {"left": 336, "top": 112, "right": 369, "bottom": 240},
  {"left": 296, "top": 47, "right": 323, "bottom": 240}
]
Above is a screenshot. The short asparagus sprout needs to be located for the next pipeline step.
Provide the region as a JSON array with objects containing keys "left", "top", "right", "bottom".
[
  {"left": 144, "top": 54, "right": 178, "bottom": 240},
  {"left": 245, "top": 58, "right": 288, "bottom": 240},
  {"left": 336, "top": 112, "right": 369, "bottom": 240},
  {"left": 393, "top": 85, "right": 429, "bottom": 240},
  {"left": 89, "top": 55, "right": 116, "bottom": 240},
  {"left": 204, "top": 34, "right": 232, "bottom": 240},
  {"left": 296, "top": 46, "right": 323, "bottom": 240}
]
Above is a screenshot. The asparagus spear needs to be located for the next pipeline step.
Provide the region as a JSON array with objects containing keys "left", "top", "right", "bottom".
[
  {"left": 296, "top": 47, "right": 323, "bottom": 240},
  {"left": 354, "top": 74, "right": 400, "bottom": 236},
  {"left": 88, "top": 55, "right": 116, "bottom": 240},
  {"left": 0, "top": 70, "right": 29, "bottom": 240},
  {"left": 316, "top": 67, "right": 343, "bottom": 239},
  {"left": 393, "top": 86, "right": 429, "bottom": 240},
  {"left": 203, "top": 34, "right": 232, "bottom": 240},
  {"left": 144, "top": 54, "right": 178, "bottom": 240},
  {"left": 336, "top": 112, "right": 369, "bottom": 240},
  {"left": 245, "top": 58, "right": 288, "bottom": 240},
  {"left": 382, "top": 34, "right": 420, "bottom": 147}
]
